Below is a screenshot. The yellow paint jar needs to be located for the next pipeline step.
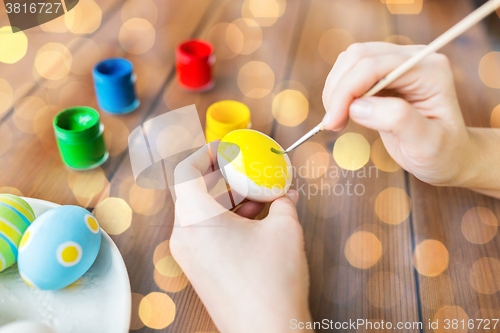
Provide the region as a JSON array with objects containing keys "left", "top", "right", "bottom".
[{"left": 205, "top": 100, "right": 251, "bottom": 142}]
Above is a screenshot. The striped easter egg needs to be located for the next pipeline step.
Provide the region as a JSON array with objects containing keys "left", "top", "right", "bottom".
[{"left": 0, "top": 194, "right": 35, "bottom": 272}]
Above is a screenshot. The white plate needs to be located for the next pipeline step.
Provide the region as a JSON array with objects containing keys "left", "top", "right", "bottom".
[{"left": 0, "top": 198, "right": 131, "bottom": 333}]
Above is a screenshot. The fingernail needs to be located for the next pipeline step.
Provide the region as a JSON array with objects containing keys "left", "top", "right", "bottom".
[
  {"left": 321, "top": 112, "right": 334, "bottom": 128},
  {"left": 349, "top": 99, "right": 372, "bottom": 118},
  {"left": 287, "top": 190, "right": 299, "bottom": 204}
]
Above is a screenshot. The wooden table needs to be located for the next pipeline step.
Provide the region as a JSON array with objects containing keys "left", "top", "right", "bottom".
[{"left": 1, "top": 0, "right": 500, "bottom": 332}]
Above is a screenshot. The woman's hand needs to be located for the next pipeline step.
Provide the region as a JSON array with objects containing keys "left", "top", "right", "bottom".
[
  {"left": 322, "top": 42, "right": 475, "bottom": 187},
  {"left": 170, "top": 141, "right": 313, "bottom": 333}
]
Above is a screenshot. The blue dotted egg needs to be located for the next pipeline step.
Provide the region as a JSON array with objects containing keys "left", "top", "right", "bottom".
[{"left": 17, "top": 205, "right": 101, "bottom": 290}]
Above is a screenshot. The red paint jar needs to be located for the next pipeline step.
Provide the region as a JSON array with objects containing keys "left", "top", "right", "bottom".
[{"left": 176, "top": 39, "right": 215, "bottom": 91}]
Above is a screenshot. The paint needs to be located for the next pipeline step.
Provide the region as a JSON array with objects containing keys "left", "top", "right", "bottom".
[
  {"left": 218, "top": 129, "right": 289, "bottom": 189},
  {"left": 176, "top": 39, "right": 215, "bottom": 91},
  {"left": 92, "top": 58, "right": 139, "bottom": 114},
  {"left": 206, "top": 100, "right": 251, "bottom": 142},
  {"left": 53, "top": 107, "right": 108, "bottom": 170}
]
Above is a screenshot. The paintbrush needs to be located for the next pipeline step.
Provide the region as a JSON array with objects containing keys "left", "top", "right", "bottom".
[{"left": 271, "top": 0, "right": 500, "bottom": 155}]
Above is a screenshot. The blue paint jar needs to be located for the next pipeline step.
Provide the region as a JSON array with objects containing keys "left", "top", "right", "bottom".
[{"left": 92, "top": 58, "right": 140, "bottom": 114}]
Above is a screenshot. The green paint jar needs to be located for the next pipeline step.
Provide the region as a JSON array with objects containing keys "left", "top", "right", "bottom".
[{"left": 53, "top": 107, "right": 109, "bottom": 170}]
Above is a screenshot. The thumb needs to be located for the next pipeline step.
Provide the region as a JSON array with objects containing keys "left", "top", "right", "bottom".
[
  {"left": 266, "top": 190, "right": 299, "bottom": 220},
  {"left": 349, "top": 96, "right": 433, "bottom": 143}
]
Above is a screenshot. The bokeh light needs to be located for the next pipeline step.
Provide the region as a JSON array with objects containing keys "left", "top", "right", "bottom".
[
  {"left": 0, "top": 186, "right": 23, "bottom": 196},
  {"left": 478, "top": 52, "right": 500, "bottom": 89},
  {"left": 0, "top": 122, "right": 12, "bottom": 158},
  {"left": 229, "top": 18, "right": 262, "bottom": 55},
  {"left": 333, "top": 133, "right": 370, "bottom": 171},
  {"left": 130, "top": 293, "right": 145, "bottom": 330},
  {"left": 237, "top": 61, "right": 275, "bottom": 98},
  {"left": 153, "top": 240, "right": 189, "bottom": 292},
  {"left": 129, "top": 184, "right": 166, "bottom": 216},
  {"left": 386, "top": 0, "right": 424, "bottom": 15},
  {"left": 272, "top": 89, "right": 308, "bottom": 127},
  {"left": 67, "top": 168, "right": 110, "bottom": 207},
  {"left": 0, "top": 26, "right": 28, "bottom": 64},
  {"left": 469, "top": 257, "right": 500, "bottom": 295},
  {"left": 322, "top": 265, "right": 362, "bottom": 304},
  {"left": 375, "top": 187, "right": 411, "bottom": 224},
  {"left": 461, "top": 207, "right": 498, "bottom": 244},
  {"left": 94, "top": 198, "right": 133, "bottom": 235},
  {"left": 413, "top": 239, "right": 449, "bottom": 277},
  {"left": 139, "top": 292, "right": 176, "bottom": 330},
  {"left": 65, "top": 0, "right": 102, "bottom": 34},
  {"left": 34, "top": 43, "right": 72, "bottom": 81},
  {"left": 0, "top": 79, "right": 13, "bottom": 117},
  {"left": 119, "top": 18, "right": 156, "bottom": 55},
  {"left": 318, "top": 29, "right": 355, "bottom": 65},
  {"left": 121, "top": 0, "right": 158, "bottom": 25},
  {"left": 102, "top": 118, "right": 130, "bottom": 156},
  {"left": 67, "top": 38, "right": 101, "bottom": 75},
  {"left": 205, "top": 22, "right": 244, "bottom": 60},
  {"left": 491, "top": 104, "right": 500, "bottom": 128},
  {"left": 344, "top": 231, "right": 382, "bottom": 269},
  {"left": 40, "top": 15, "right": 68, "bottom": 33},
  {"left": 13, "top": 96, "right": 46, "bottom": 134},
  {"left": 58, "top": 81, "right": 94, "bottom": 107},
  {"left": 432, "top": 306, "right": 469, "bottom": 333},
  {"left": 371, "top": 138, "right": 400, "bottom": 172},
  {"left": 366, "top": 271, "right": 400, "bottom": 309},
  {"left": 241, "top": 0, "right": 286, "bottom": 27},
  {"left": 419, "top": 274, "right": 454, "bottom": 310},
  {"left": 292, "top": 142, "right": 329, "bottom": 179},
  {"left": 385, "top": 35, "right": 413, "bottom": 45}
]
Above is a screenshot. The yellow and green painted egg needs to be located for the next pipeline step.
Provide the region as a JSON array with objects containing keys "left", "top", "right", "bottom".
[{"left": 0, "top": 194, "right": 35, "bottom": 272}]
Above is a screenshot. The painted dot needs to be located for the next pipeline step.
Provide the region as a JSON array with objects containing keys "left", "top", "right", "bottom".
[
  {"left": 86, "top": 215, "right": 100, "bottom": 234},
  {"left": 371, "top": 138, "right": 400, "bottom": 172},
  {"left": 0, "top": 26, "right": 28, "bottom": 64},
  {"left": 345, "top": 231, "right": 382, "bottom": 269},
  {"left": 375, "top": 187, "right": 411, "bottom": 225},
  {"left": 461, "top": 207, "right": 498, "bottom": 244},
  {"left": 139, "top": 292, "right": 176, "bottom": 330},
  {"left": 272, "top": 89, "right": 309, "bottom": 127},
  {"left": 94, "top": 198, "right": 133, "bottom": 235},
  {"left": 57, "top": 242, "right": 82, "bottom": 267},
  {"left": 413, "top": 240, "right": 449, "bottom": 277},
  {"left": 469, "top": 257, "right": 500, "bottom": 295},
  {"left": 432, "top": 306, "right": 469, "bottom": 333},
  {"left": 333, "top": 133, "right": 370, "bottom": 171}
]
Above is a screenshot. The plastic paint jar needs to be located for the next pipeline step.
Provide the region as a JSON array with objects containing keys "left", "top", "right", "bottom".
[
  {"left": 206, "top": 100, "right": 251, "bottom": 142},
  {"left": 92, "top": 58, "right": 140, "bottom": 114},
  {"left": 176, "top": 39, "right": 215, "bottom": 91},
  {"left": 53, "top": 107, "right": 109, "bottom": 170}
]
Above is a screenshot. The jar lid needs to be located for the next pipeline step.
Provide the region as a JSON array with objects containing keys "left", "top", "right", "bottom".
[{"left": 53, "top": 107, "right": 101, "bottom": 142}]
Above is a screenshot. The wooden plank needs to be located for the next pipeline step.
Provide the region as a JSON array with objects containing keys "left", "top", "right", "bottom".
[
  {"left": 271, "top": 0, "right": 422, "bottom": 329},
  {"left": 395, "top": 0, "right": 500, "bottom": 330},
  {"left": 107, "top": 1, "right": 308, "bottom": 331}
]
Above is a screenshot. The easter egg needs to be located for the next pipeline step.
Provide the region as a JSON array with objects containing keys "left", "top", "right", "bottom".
[
  {"left": 17, "top": 205, "right": 101, "bottom": 290},
  {"left": 0, "top": 321, "right": 55, "bottom": 333},
  {"left": 0, "top": 194, "right": 35, "bottom": 272},
  {"left": 217, "top": 129, "right": 292, "bottom": 202}
]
